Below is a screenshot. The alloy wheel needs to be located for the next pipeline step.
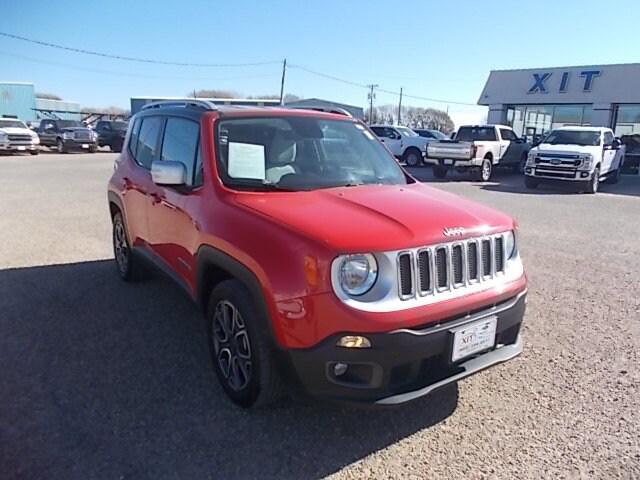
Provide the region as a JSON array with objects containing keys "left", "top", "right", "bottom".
[
  {"left": 212, "top": 300, "right": 252, "bottom": 391},
  {"left": 113, "top": 219, "right": 129, "bottom": 274},
  {"left": 482, "top": 160, "right": 492, "bottom": 181}
]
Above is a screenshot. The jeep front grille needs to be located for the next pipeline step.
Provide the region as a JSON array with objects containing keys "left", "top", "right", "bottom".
[{"left": 397, "top": 233, "right": 508, "bottom": 300}]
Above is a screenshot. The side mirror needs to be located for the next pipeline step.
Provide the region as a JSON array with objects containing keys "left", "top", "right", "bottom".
[
  {"left": 612, "top": 139, "right": 621, "bottom": 149},
  {"left": 151, "top": 161, "right": 186, "bottom": 186}
]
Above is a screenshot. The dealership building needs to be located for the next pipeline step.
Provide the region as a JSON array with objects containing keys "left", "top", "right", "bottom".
[
  {"left": 478, "top": 63, "right": 640, "bottom": 140},
  {"left": 0, "top": 82, "right": 81, "bottom": 122}
]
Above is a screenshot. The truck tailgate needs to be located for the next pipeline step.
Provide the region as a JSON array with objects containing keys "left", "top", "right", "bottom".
[{"left": 426, "top": 142, "right": 474, "bottom": 160}]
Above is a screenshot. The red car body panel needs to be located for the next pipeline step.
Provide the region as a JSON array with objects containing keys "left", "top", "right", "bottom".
[{"left": 109, "top": 109, "right": 527, "bottom": 351}]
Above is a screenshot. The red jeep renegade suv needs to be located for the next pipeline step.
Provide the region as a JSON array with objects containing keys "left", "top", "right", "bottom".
[{"left": 108, "top": 100, "right": 527, "bottom": 408}]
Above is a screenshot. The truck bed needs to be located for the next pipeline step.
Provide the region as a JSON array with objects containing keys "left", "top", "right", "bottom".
[{"left": 426, "top": 141, "right": 475, "bottom": 160}]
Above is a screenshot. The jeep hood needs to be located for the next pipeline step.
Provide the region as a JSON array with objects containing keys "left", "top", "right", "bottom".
[{"left": 234, "top": 183, "right": 514, "bottom": 252}]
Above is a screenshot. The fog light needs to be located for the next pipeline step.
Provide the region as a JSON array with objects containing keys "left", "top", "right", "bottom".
[
  {"left": 525, "top": 167, "right": 532, "bottom": 174},
  {"left": 333, "top": 362, "right": 348, "bottom": 376},
  {"left": 580, "top": 172, "right": 589, "bottom": 178},
  {"left": 336, "top": 335, "right": 371, "bottom": 348}
]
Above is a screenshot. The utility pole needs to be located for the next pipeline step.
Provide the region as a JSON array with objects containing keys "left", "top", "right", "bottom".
[
  {"left": 367, "top": 84, "right": 378, "bottom": 123},
  {"left": 279, "top": 58, "right": 287, "bottom": 105},
  {"left": 397, "top": 87, "right": 403, "bottom": 125}
]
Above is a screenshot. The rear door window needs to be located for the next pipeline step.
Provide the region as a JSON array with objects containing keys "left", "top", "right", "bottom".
[
  {"left": 135, "top": 117, "right": 163, "bottom": 169},
  {"left": 499, "top": 128, "right": 518, "bottom": 141}
]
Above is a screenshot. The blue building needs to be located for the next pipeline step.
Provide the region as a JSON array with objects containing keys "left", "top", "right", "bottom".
[{"left": 0, "top": 82, "right": 81, "bottom": 122}]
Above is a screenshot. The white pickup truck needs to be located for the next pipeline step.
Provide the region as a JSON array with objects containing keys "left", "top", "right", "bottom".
[
  {"left": 0, "top": 118, "right": 40, "bottom": 155},
  {"left": 524, "top": 126, "right": 625, "bottom": 194},
  {"left": 370, "top": 125, "right": 429, "bottom": 167},
  {"left": 425, "top": 125, "right": 530, "bottom": 181}
]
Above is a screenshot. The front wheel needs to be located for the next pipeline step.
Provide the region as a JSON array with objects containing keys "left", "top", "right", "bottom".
[
  {"left": 585, "top": 167, "right": 600, "bottom": 194},
  {"left": 513, "top": 153, "right": 527, "bottom": 174},
  {"left": 56, "top": 138, "right": 66, "bottom": 154},
  {"left": 403, "top": 148, "right": 422, "bottom": 167},
  {"left": 30, "top": 150, "right": 39, "bottom": 155},
  {"left": 207, "top": 279, "right": 284, "bottom": 408}
]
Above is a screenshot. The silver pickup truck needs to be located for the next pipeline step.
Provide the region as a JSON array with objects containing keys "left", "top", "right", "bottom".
[{"left": 425, "top": 125, "right": 530, "bottom": 181}]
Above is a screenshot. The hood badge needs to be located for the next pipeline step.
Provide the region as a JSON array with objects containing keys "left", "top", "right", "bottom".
[{"left": 443, "top": 227, "right": 466, "bottom": 237}]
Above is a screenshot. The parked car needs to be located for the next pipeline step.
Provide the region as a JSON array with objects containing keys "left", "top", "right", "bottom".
[
  {"left": 95, "top": 120, "right": 128, "bottom": 152},
  {"left": 620, "top": 133, "right": 640, "bottom": 175},
  {"left": 425, "top": 125, "right": 530, "bottom": 181},
  {"left": 413, "top": 128, "right": 449, "bottom": 140},
  {"left": 370, "top": 125, "right": 429, "bottom": 166},
  {"left": 108, "top": 100, "right": 527, "bottom": 408},
  {"left": 524, "top": 126, "right": 625, "bottom": 194},
  {"left": 35, "top": 119, "right": 98, "bottom": 153},
  {"left": 0, "top": 118, "right": 40, "bottom": 154}
]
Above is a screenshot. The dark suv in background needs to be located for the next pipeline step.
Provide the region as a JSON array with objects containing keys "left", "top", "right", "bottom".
[
  {"left": 95, "top": 120, "right": 128, "bottom": 152},
  {"left": 36, "top": 119, "right": 98, "bottom": 153}
]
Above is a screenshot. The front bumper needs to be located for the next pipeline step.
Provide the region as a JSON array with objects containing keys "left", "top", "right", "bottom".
[
  {"left": 424, "top": 157, "right": 483, "bottom": 167},
  {"left": 287, "top": 290, "right": 526, "bottom": 405},
  {"left": 525, "top": 166, "right": 592, "bottom": 181},
  {"left": 0, "top": 142, "right": 39, "bottom": 152},
  {"left": 63, "top": 139, "right": 98, "bottom": 150}
]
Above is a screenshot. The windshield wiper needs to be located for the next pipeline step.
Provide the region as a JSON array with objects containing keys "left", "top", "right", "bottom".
[{"left": 227, "top": 179, "right": 296, "bottom": 191}]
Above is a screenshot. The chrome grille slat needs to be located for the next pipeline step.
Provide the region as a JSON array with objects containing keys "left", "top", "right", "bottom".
[{"left": 397, "top": 233, "right": 508, "bottom": 300}]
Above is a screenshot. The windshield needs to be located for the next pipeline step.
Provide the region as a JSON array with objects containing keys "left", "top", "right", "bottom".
[
  {"left": 456, "top": 127, "right": 496, "bottom": 142},
  {"left": 542, "top": 130, "right": 601, "bottom": 146},
  {"left": 57, "top": 120, "right": 84, "bottom": 128},
  {"left": 0, "top": 120, "right": 28, "bottom": 129},
  {"left": 113, "top": 121, "right": 128, "bottom": 130},
  {"left": 396, "top": 126, "right": 419, "bottom": 137},
  {"left": 216, "top": 116, "right": 408, "bottom": 191}
]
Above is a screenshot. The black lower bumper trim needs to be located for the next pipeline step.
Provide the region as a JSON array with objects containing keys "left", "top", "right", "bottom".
[{"left": 286, "top": 290, "right": 526, "bottom": 404}]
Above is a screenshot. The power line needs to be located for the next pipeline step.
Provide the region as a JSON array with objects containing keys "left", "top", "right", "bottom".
[
  {"left": 288, "top": 63, "right": 369, "bottom": 88},
  {"left": 0, "top": 31, "right": 281, "bottom": 67}
]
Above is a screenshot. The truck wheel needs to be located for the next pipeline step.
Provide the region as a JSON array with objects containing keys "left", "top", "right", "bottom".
[
  {"left": 524, "top": 176, "right": 538, "bottom": 189},
  {"left": 89, "top": 145, "right": 98, "bottom": 153},
  {"left": 30, "top": 150, "right": 39, "bottom": 156},
  {"left": 207, "top": 279, "right": 284, "bottom": 408},
  {"left": 513, "top": 153, "right": 527, "bottom": 174},
  {"left": 56, "top": 138, "right": 66, "bottom": 154},
  {"left": 585, "top": 166, "right": 600, "bottom": 194},
  {"left": 607, "top": 164, "right": 622, "bottom": 184},
  {"left": 433, "top": 165, "right": 448, "bottom": 179},
  {"left": 403, "top": 148, "right": 422, "bottom": 167},
  {"left": 111, "top": 140, "right": 123, "bottom": 153},
  {"left": 474, "top": 158, "right": 493, "bottom": 182}
]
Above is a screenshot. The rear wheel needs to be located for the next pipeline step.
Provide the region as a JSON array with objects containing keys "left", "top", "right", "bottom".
[
  {"left": 403, "top": 148, "right": 422, "bottom": 167},
  {"left": 474, "top": 157, "right": 493, "bottom": 182},
  {"left": 207, "top": 279, "right": 284, "bottom": 408},
  {"left": 524, "top": 176, "right": 538, "bottom": 189},
  {"left": 112, "top": 212, "right": 143, "bottom": 281},
  {"left": 608, "top": 164, "right": 622, "bottom": 184},
  {"left": 111, "top": 139, "right": 123, "bottom": 153},
  {"left": 433, "top": 165, "right": 448, "bottom": 179}
]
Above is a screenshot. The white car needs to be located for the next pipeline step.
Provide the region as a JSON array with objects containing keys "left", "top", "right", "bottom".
[
  {"left": 524, "top": 126, "right": 625, "bottom": 194},
  {"left": 425, "top": 125, "right": 530, "bottom": 181},
  {"left": 370, "top": 125, "right": 429, "bottom": 166},
  {"left": 0, "top": 118, "right": 40, "bottom": 155}
]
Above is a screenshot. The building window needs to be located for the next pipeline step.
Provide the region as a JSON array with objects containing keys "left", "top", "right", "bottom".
[
  {"left": 505, "top": 104, "right": 592, "bottom": 140},
  {"left": 614, "top": 104, "right": 640, "bottom": 136}
]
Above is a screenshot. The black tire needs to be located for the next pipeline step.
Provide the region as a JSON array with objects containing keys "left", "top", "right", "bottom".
[
  {"left": 207, "top": 279, "right": 284, "bottom": 408},
  {"left": 474, "top": 157, "right": 493, "bottom": 182},
  {"left": 56, "top": 138, "right": 66, "bottom": 154},
  {"left": 608, "top": 164, "right": 622, "bottom": 184},
  {"left": 433, "top": 165, "right": 448, "bottom": 179},
  {"left": 112, "top": 211, "right": 142, "bottom": 281},
  {"left": 585, "top": 166, "right": 600, "bottom": 194},
  {"left": 524, "top": 176, "right": 538, "bottom": 189},
  {"left": 89, "top": 145, "right": 98, "bottom": 153},
  {"left": 111, "top": 139, "right": 123, "bottom": 153},
  {"left": 30, "top": 150, "right": 39, "bottom": 155},
  {"left": 403, "top": 148, "right": 422, "bottom": 167}
]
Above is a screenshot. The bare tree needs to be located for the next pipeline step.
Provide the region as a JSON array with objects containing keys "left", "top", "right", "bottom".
[
  {"left": 35, "top": 92, "right": 63, "bottom": 100},
  {"left": 189, "top": 89, "right": 239, "bottom": 98}
]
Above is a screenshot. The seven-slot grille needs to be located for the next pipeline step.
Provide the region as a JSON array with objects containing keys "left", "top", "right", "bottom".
[
  {"left": 397, "top": 233, "right": 508, "bottom": 300},
  {"left": 73, "top": 130, "right": 92, "bottom": 141}
]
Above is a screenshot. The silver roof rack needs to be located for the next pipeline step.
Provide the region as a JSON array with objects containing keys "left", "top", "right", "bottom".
[
  {"left": 141, "top": 99, "right": 218, "bottom": 111},
  {"left": 287, "top": 106, "right": 352, "bottom": 117}
]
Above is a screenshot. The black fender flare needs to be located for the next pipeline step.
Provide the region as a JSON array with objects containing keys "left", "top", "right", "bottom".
[{"left": 196, "top": 245, "right": 278, "bottom": 343}]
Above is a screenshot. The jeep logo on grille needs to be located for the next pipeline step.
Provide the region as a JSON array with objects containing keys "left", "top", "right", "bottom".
[{"left": 443, "top": 227, "right": 466, "bottom": 237}]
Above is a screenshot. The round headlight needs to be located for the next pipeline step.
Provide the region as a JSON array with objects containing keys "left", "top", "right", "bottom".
[
  {"left": 338, "top": 254, "right": 378, "bottom": 296},
  {"left": 505, "top": 230, "right": 517, "bottom": 259}
]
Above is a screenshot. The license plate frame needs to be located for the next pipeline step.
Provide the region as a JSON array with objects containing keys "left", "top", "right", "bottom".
[
  {"left": 450, "top": 316, "right": 497, "bottom": 363},
  {"left": 444, "top": 159, "right": 454, "bottom": 166},
  {"left": 17, "top": 146, "right": 26, "bottom": 151}
]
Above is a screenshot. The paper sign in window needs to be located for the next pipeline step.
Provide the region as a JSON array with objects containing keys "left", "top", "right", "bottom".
[{"left": 228, "top": 142, "right": 265, "bottom": 180}]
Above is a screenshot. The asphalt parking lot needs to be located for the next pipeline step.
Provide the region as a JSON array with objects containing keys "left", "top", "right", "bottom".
[{"left": 1, "top": 152, "right": 639, "bottom": 479}]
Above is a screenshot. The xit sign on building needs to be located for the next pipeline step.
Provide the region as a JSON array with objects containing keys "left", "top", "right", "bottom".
[
  {"left": 477, "top": 63, "right": 640, "bottom": 128},
  {"left": 478, "top": 63, "right": 640, "bottom": 105}
]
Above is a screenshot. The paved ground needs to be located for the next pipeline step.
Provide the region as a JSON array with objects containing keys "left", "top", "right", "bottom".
[{"left": 1, "top": 153, "right": 639, "bottom": 479}]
